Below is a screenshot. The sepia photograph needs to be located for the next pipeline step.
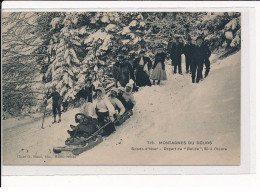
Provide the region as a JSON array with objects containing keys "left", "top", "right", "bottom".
[{"left": 2, "top": 11, "right": 241, "bottom": 166}]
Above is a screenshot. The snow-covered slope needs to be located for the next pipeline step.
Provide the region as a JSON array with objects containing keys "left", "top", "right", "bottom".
[{"left": 3, "top": 51, "right": 240, "bottom": 165}]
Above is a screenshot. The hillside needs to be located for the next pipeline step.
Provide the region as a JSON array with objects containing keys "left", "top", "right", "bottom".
[{"left": 3, "top": 51, "right": 240, "bottom": 165}]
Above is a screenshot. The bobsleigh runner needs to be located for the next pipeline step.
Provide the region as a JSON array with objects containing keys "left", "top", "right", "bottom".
[{"left": 53, "top": 110, "right": 133, "bottom": 155}]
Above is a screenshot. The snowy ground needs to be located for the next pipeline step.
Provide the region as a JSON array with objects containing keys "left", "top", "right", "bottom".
[{"left": 3, "top": 51, "right": 240, "bottom": 165}]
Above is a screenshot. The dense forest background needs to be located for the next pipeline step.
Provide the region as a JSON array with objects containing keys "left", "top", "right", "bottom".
[{"left": 2, "top": 12, "right": 241, "bottom": 118}]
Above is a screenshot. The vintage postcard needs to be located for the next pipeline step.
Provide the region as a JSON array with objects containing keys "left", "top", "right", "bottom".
[{"left": 2, "top": 8, "right": 243, "bottom": 167}]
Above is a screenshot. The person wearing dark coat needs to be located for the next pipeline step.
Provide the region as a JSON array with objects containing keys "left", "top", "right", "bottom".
[
  {"left": 203, "top": 42, "right": 211, "bottom": 78},
  {"left": 150, "top": 47, "right": 167, "bottom": 85},
  {"left": 46, "top": 87, "right": 62, "bottom": 123},
  {"left": 133, "top": 50, "right": 152, "bottom": 87},
  {"left": 170, "top": 37, "right": 184, "bottom": 74},
  {"left": 84, "top": 78, "right": 95, "bottom": 103},
  {"left": 183, "top": 37, "right": 195, "bottom": 74},
  {"left": 191, "top": 36, "right": 207, "bottom": 83},
  {"left": 67, "top": 115, "right": 98, "bottom": 138},
  {"left": 112, "top": 55, "right": 135, "bottom": 88}
]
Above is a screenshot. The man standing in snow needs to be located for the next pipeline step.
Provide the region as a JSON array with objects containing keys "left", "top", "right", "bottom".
[
  {"left": 46, "top": 87, "right": 62, "bottom": 123},
  {"left": 183, "top": 37, "right": 195, "bottom": 74},
  {"left": 112, "top": 55, "right": 135, "bottom": 88},
  {"left": 191, "top": 36, "right": 205, "bottom": 83},
  {"left": 170, "top": 36, "right": 184, "bottom": 75},
  {"left": 203, "top": 40, "right": 211, "bottom": 78},
  {"left": 191, "top": 36, "right": 212, "bottom": 83}
]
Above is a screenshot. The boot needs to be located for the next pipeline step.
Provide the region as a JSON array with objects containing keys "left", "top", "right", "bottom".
[
  {"left": 157, "top": 80, "right": 160, "bottom": 85},
  {"left": 58, "top": 116, "right": 61, "bottom": 123},
  {"left": 52, "top": 117, "right": 56, "bottom": 124}
]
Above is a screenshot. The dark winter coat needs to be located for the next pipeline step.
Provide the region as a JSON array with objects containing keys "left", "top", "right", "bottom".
[
  {"left": 71, "top": 119, "right": 98, "bottom": 138},
  {"left": 152, "top": 52, "right": 167, "bottom": 70},
  {"left": 192, "top": 45, "right": 206, "bottom": 65},
  {"left": 170, "top": 43, "right": 184, "bottom": 65},
  {"left": 192, "top": 43, "right": 211, "bottom": 65},
  {"left": 167, "top": 41, "right": 173, "bottom": 54},
  {"left": 75, "top": 84, "right": 95, "bottom": 103},
  {"left": 133, "top": 57, "right": 152, "bottom": 71},
  {"left": 85, "top": 84, "right": 95, "bottom": 102},
  {"left": 113, "top": 61, "right": 134, "bottom": 87},
  {"left": 47, "top": 91, "right": 61, "bottom": 106},
  {"left": 183, "top": 43, "right": 195, "bottom": 58},
  {"left": 202, "top": 43, "right": 211, "bottom": 59},
  {"left": 133, "top": 56, "right": 152, "bottom": 87}
]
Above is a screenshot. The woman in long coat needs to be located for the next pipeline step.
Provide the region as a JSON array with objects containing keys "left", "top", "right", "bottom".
[
  {"left": 133, "top": 50, "right": 152, "bottom": 87},
  {"left": 150, "top": 46, "right": 167, "bottom": 85}
]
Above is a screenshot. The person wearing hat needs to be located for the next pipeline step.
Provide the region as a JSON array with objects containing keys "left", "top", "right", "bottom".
[
  {"left": 133, "top": 50, "right": 152, "bottom": 87},
  {"left": 112, "top": 54, "right": 135, "bottom": 88},
  {"left": 108, "top": 87, "right": 126, "bottom": 118},
  {"left": 45, "top": 87, "right": 62, "bottom": 123},
  {"left": 191, "top": 36, "right": 206, "bottom": 83},
  {"left": 122, "top": 83, "right": 136, "bottom": 111},
  {"left": 183, "top": 37, "right": 195, "bottom": 74},
  {"left": 150, "top": 45, "right": 167, "bottom": 85},
  {"left": 170, "top": 36, "right": 184, "bottom": 74},
  {"left": 203, "top": 40, "right": 211, "bottom": 78},
  {"left": 91, "top": 87, "right": 116, "bottom": 136}
]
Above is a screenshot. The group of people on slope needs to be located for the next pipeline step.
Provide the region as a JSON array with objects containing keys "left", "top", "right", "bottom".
[
  {"left": 169, "top": 35, "right": 211, "bottom": 83},
  {"left": 113, "top": 35, "right": 211, "bottom": 87},
  {"left": 67, "top": 83, "right": 136, "bottom": 138},
  {"left": 113, "top": 47, "right": 167, "bottom": 88},
  {"left": 45, "top": 34, "right": 211, "bottom": 137}
]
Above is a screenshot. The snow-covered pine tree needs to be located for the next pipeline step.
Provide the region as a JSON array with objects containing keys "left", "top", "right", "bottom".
[{"left": 45, "top": 13, "right": 87, "bottom": 103}]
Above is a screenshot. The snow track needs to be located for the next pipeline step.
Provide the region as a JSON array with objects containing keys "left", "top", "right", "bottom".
[{"left": 3, "top": 52, "right": 241, "bottom": 165}]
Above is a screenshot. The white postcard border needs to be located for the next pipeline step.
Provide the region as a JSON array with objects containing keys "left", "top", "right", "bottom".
[{"left": 1, "top": 1, "right": 256, "bottom": 175}]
